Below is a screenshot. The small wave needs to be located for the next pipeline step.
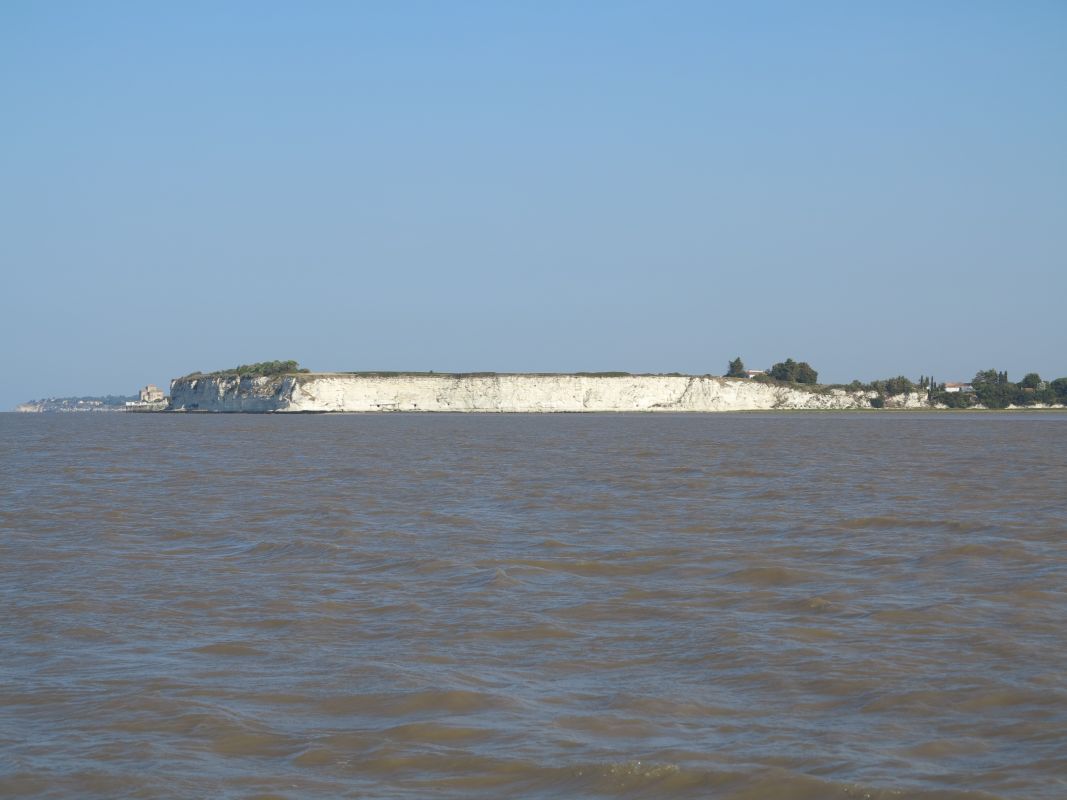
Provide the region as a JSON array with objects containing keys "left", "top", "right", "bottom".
[
  {"left": 191, "top": 641, "right": 265, "bottom": 657},
  {"left": 839, "top": 516, "right": 988, "bottom": 533},
  {"left": 385, "top": 757, "right": 721, "bottom": 796},
  {"left": 921, "top": 542, "right": 1033, "bottom": 564},
  {"left": 382, "top": 722, "right": 495, "bottom": 744},
  {"left": 724, "top": 565, "right": 821, "bottom": 587},
  {"left": 61, "top": 625, "right": 115, "bottom": 641},
  {"left": 316, "top": 689, "right": 513, "bottom": 717},
  {"left": 235, "top": 539, "right": 343, "bottom": 561},
  {"left": 715, "top": 468, "right": 780, "bottom": 478},
  {"left": 802, "top": 596, "right": 836, "bottom": 611},
  {"left": 210, "top": 730, "right": 299, "bottom": 757},
  {"left": 902, "top": 738, "right": 991, "bottom": 759},
  {"left": 466, "top": 622, "right": 578, "bottom": 641},
  {"left": 465, "top": 566, "right": 522, "bottom": 589},
  {"left": 605, "top": 693, "right": 748, "bottom": 719},
  {"left": 554, "top": 714, "right": 659, "bottom": 739},
  {"left": 780, "top": 625, "right": 844, "bottom": 642},
  {"left": 665, "top": 466, "right": 704, "bottom": 476},
  {"left": 392, "top": 758, "right": 992, "bottom": 800},
  {"left": 504, "top": 558, "right": 668, "bottom": 577},
  {"left": 839, "top": 515, "right": 911, "bottom": 530},
  {"left": 293, "top": 747, "right": 337, "bottom": 767}
]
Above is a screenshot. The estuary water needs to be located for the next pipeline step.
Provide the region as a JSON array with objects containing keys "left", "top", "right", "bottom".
[{"left": 1, "top": 412, "right": 1065, "bottom": 799}]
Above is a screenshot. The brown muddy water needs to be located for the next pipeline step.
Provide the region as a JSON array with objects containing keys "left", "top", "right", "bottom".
[{"left": 1, "top": 412, "right": 1066, "bottom": 799}]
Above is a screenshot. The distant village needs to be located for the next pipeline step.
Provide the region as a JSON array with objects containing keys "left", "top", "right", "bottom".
[
  {"left": 16, "top": 384, "right": 168, "bottom": 413},
  {"left": 124, "top": 384, "right": 168, "bottom": 412}
]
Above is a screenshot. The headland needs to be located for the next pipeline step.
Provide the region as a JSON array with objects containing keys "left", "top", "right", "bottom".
[
  {"left": 17, "top": 361, "right": 1066, "bottom": 413},
  {"left": 167, "top": 371, "right": 928, "bottom": 413}
]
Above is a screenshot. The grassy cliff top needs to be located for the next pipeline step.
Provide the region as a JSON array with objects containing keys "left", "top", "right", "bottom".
[{"left": 179, "top": 360, "right": 311, "bottom": 380}]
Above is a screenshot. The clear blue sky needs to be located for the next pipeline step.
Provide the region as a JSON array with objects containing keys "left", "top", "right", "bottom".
[{"left": 2, "top": 1, "right": 1065, "bottom": 407}]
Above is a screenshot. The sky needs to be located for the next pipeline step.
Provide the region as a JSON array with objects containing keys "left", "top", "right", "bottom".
[{"left": 2, "top": 1, "right": 1065, "bottom": 407}]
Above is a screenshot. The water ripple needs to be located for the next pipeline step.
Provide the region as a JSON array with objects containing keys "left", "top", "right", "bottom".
[{"left": 2, "top": 411, "right": 1066, "bottom": 799}]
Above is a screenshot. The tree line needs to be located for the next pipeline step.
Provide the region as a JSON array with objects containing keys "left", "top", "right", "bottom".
[
  {"left": 726, "top": 357, "right": 818, "bottom": 384},
  {"left": 934, "top": 370, "right": 1067, "bottom": 409},
  {"left": 724, "top": 357, "right": 1067, "bottom": 408},
  {"left": 184, "top": 360, "right": 311, "bottom": 379}
]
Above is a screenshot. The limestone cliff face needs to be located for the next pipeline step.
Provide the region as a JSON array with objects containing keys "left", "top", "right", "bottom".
[
  {"left": 168, "top": 375, "right": 301, "bottom": 412},
  {"left": 169, "top": 374, "right": 930, "bottom": 412},
  {"left": 884, "top": 392, "right": 933, "bottom": 409}
]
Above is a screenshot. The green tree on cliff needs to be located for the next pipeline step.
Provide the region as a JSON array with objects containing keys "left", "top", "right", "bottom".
[
  {"left": 726, "top": 357, "right": 746, "bottom": 378},
  {"left": 769, "top": 358, "right": 818, "bottom": 384},
  {"left": 795, "top": 362, "right": 818, "bottom": 384},
  {"left": 878, "top": 376, "right": 916, "bottom": 396},
  {"left": 210, "top": 360, "right": 309, "bottom": 378},
  {"left": 972, "top": 369, "right": 1016, "bottom": 408}
]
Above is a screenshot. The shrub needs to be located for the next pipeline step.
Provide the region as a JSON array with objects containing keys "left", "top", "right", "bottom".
[
  {"left": 1050, "top": 377, "right": 1067, "bottom": 402},
  {"left": 207, "top": 360, "right": 308, "bottom": 378},
  {"left": 726, "top": 357, "right": 746, "bottom": 378},
  {"left": 769, "top": 358, "right": 818, "bottom": 384},
  {"left": 931, "top": 390, "right": 975, "bottom": 409}
]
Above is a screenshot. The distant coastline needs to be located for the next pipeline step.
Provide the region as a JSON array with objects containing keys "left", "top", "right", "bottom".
[
  {"left": 16, "top": 360, "right": 1067, "bottom": 413},
  {"left": 15, "top": 395, "right": 134, "bottom": 413}
]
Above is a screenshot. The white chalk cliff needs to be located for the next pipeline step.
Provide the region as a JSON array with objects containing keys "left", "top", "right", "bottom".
[{"left": 167, "top": 374, "right": 931, "bottom": 413}]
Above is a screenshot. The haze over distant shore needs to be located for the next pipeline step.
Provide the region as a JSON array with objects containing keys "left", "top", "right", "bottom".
[{"left": 15, "top": 360, "right": 1067, "bottom": 414}]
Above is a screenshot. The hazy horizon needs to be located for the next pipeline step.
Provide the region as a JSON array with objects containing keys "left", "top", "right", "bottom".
[
  {"left": 10, "top": 360, "right": 1067, "bottom": 406},
  {"left": 3, "top": 2, "right": 1065, "bottom": 409}
]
